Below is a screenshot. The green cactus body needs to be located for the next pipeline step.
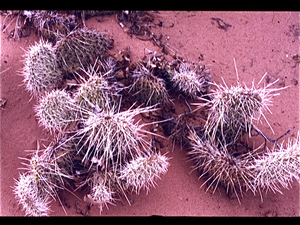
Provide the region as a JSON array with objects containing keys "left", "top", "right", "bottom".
[
  {"left": 131, "top": 66, "right": 170, "bottom": 107},
  {"left": 55, "top": 29, "right": 114, "bottom": 75}
]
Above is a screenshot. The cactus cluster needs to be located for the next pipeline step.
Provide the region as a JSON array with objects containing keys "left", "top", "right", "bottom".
[
  {"left": 11, "top": 11, "right": 300, "bottom": 216},
  {"left": 16, "top": 17, "right": 172, "bottom": 216}
]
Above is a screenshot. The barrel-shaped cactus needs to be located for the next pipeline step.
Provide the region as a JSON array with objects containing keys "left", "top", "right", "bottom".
[
  {"left": 55, "top": 28, "right": 113, "bottom": 75},
  {"left": 21, "top": 40, "right": 63, "bottom": 96}
]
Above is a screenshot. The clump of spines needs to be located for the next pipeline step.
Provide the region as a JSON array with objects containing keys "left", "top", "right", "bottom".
[
  {"left": 34, "top": 89, "right": 77, "bottom": 133},
  {"left": 74, "top": 63, "right": 121, "bottom": 118},
  {"left": 74, "top": 104, "right": 157, "bottom": 173},
  {"left": 21, "top": 39, "right": 63, "bottom": 97},
  {"left": 54, "top": 28, "right": 114, "bottom": 75},
  {"left": 168, "top": 61, "right": 211, "bottom": 99},
  {"left": 119, "top": 152, "right": 170, "bottom": 194},
  {"left": 84, "top": 172, "right": 116, "bottom": 213},
  {"left": 31, "top": 10, "right": 79, "bottom": 43}
]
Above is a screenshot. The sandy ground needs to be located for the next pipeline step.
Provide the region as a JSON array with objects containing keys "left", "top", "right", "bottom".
[{"left": 1, "top": 11, "right": 299, "bottom": 216}]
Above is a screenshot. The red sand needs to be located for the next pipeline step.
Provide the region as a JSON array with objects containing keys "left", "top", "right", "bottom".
[{"left": 1, "top": 11, "right": 299, "bottom": 216}]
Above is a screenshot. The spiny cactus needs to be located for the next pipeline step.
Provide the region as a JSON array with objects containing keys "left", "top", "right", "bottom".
[
  {"left": 54, "top": 28, "right": 114, "bottom": 75},
  {"left": 251, "top": 132, "right": 300, "bottom": 194},
  {"left": 74, "top": 63, "right": 121, "bottom": 118},
  {"left": 31, "top": 10, "right": 79, "bottom": 43},
  {"left": 34, "top": 89, "right": 77, "bottom": 133},
  {"left": 14, "top": 173, "right": 52, "bottom": 216},
  {"left": 130, "top": 64, "right": 170, "bottom": 107},
  {"left": 21, "top": 39, "right": 63, "bottom": 96},
  {"left": 14, "top": 147, "right": 73, "bottom": 216},
  {"left": 27, "top": 151, "right": 72, "bottom": 195},
  {"left": 74, "top": 104, "right": 159, "bottom": 173},
  {"left": 187, "top": 129, "right": 256, "bottom": 200},
  {"left": 84, "top": 171, "right": 116, "bottom": 213},
  {"left": 119, "top": 152, "right": 170, "bottom": 194},
  {"left": 204, "top": 77, "right": 285, "bottom": 145}
]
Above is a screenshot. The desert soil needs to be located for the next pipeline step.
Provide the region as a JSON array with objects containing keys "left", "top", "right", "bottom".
[{"left": 0, "top": 11, "right": 299, "bottom": 216}]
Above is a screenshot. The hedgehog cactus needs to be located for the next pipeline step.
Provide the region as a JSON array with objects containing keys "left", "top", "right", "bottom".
[
  {"left": 14, "top": 173, "right": 52, "bottom": 217},
  {"left": 251, "top": 133, "right": 300, "bottom": 194},
  {"left": 119, "top": 153, "right": 170, "bottom": 194},
  {"left": 187, "top": 129, "right": 256, "bottom": 199},
  {"left": 204, "top": 78, "right": 283, "bottom": 145},
  {"left": 21, "top": 39, "right": 63, "bottom": 96},
  {"left": 35, "top": 89, "right": 77, "bottom": 133},
  {"left": 14, "top": 148, "right": 73, "bottom": 216},
  {"left": 130, "top": 64, "right": 170, "bottom": 107},
  {"left": 14, "top": 144, "right": 72, "bottom": 216},
  {"left": 55, "top": 28, "right": 114, "bottom": 75},
  {"left": 187, "top": 130, "right": 300, "bottom": 199}
]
